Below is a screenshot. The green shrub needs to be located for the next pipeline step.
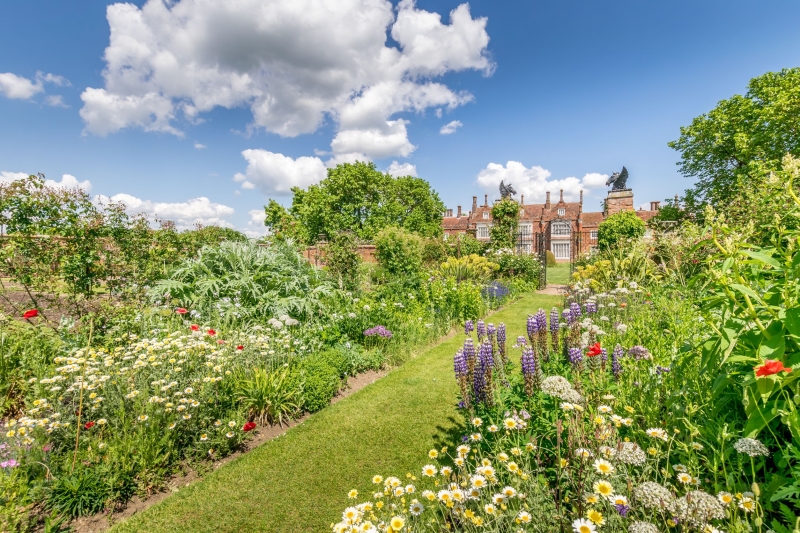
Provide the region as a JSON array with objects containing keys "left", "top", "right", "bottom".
[
  {"left": 48, "top": 468, "right": 109, "bottom": 518},
  {"left": 545, "top": 250, "right": 556, "bottom": 266},
  {"left": 597, "top": 210, "right": 645, "bottom": 251},
  {"left": 448, "top": 234, "right": 486, "bottom": 257},
  {"left": 236, "top": 368, "right": 301, "bottom": 426},
  {"left": 321, "top": 232, "right": 362, "bottom": 291},
  {"left": 344, "top": 346, "right": 386, "bottom": 374},
  {"left": 421, "top": 238, "right": 449, "bottom": 267},
  {"left": 489, "top": 250, "right": 541, "bottom": 284},
  {"left": 297, "top": 356, "right": 341, "bottom": 412},
  {"left": 374, "top": 227, "right": 423, "bottom": 277},
  {"left": 315, "top": 348, "right": 350, "bottom": 379}
]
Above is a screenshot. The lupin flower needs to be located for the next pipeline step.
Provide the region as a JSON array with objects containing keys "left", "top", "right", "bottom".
[
  {"left": 477, "top": 320, "right": 486, "bottom": 340},
  {"left": 569, "top": 302, "right": 582, "bottom": 325},
  {"left": 611, "top": 344, "right": 623, "bottom": 381},
  {"left": 516, "top": 336, "right": 527, "bottom": 346},
  {"left": 527, "top": 315, "right": 537, "bottom": 342},
  {"left": 454, "top": 349, "right": 470, "bottom": 408},
  {"left": 585, "top": 301, "right": 597, "bottom": 314},
  {"left": 521, "top": 347, "right": 538, "bottom": 396},
  {"left": 463, "top": 337, "right": 476, "bottom": 376},
  {"left": 497, "top": 323, "right": 507, "bottom": 362},
  {"left": 464, "top": 320, "right": 474, "bottom": 336},
  {"left": 568, "top": 347, "right": 583, "bottom": 369}
]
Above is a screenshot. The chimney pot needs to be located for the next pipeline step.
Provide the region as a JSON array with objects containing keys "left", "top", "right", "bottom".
[
  {"left": 545, "top": 191, "right": 551, "bottom": 209},
  {"left": 457, "top": 205, "right": 462, "bottom": 217},
  {"left": 520, "top": 195, "right": 524, "bottom": 205},
  {"left": 579, "top": 190, "right": 584, "bottom": 204},
  {"left": 484, "top": 194, "right": 488, "bottom": 207},
  {"left": 559, "top": 189, "right": 564, "bottom": 202},
  {"left": 654, "top": 201, "right": 660, "bottom": 210},
  {"left": 472, "top": 196, "right": 478, "bottom": 214}
]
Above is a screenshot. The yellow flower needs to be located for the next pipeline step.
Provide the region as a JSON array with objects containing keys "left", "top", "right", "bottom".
[
  {"left": 560, "top": 458, "right": 568, "bottom": 468},
  {"left": 585, "top": 494, "right": 599, "bottom": 504},
  {"left": 586, "top": 509, "right": 604, "bottom": 526},
  {"left": 390, "top": 516, "right": 405, "bottom": 530},
  {"left": 428, "top": 449, "right": 438, "bottom": 459},
  {"left": 348, "top": 489, "right": 358, "bottom": 499},
  {"left": 373, "top": 475, "right": 383, "bottom": 484},
  {"left": 593, "top": 459, "right": 614, "bottom": 475},
  {"left": 484, "top": 504, "right": 496, "bottom": 515},
  {"left": 593, "top": 480, "right": 613, "bottom": 497}
]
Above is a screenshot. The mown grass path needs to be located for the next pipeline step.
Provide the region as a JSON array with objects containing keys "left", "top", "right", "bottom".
[{"left": 111, "top": 292, "right": 561, "bottom": 533}]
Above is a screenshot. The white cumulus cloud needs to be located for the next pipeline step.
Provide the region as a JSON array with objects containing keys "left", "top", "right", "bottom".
[
  {"left": 44, "top": 95, "right": 69, "bottom": 108},
  {"left": 194, "top": 142, "right": 207, "bottom": 150},
  {"left": 0, "top": 172, "right": 91, "bottom": 191},
  {"left": 385, "top": 161, "right": 418, "bottom": 177},
  {"left": 439, "top": 120, "right": 462, "bottom": 135},
  {"left": 476, "top": 161, "right": 608, "bottom": 203},
  {"left": 80, "top": 0, "right": 492, "bottom": 160},
  {"left": 0, "top": 72, "right": 69, "bottom": 100},
  {"left": 96, "top": 193, "right": 235, "bottom": 230},
  {"left": 233, "top": 149, "right": 328, "bottom": 195},
  {"left": 243, "top": 209, "right": 268, "bottom": 238}
]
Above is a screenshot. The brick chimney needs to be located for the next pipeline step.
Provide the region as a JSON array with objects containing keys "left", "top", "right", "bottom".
[
  {"left": 457, "top": 205, "right": 462, "bottom": 217},
  {"left": 650, "top": 201, "right": 660, "bottom": 211},
  {"left": 559, "top": 189, "right": 564, "bottom": 203},
  {"left": 472, "top": 196, "right": 477, "bottom": 213},
  {"left": 579, "top": 189, "right": 583, "bottom": 205},
  {"left": 484, "top": 194, "right": 488, "bottom": 207},
  {"left": 545, "top": 191, "right": 551, "bottom": 209},
  {"left": 520, "top": 195, "right": 524, "bottom": 205}
]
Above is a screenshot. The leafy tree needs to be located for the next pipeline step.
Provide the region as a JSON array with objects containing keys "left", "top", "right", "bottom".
[
  {"left": 373, "top": 226, "right": 423, "bottom": 277},
  {"left": 669, "top": 67, "right": 800, "bottom": 214},
  {"left": 489, "top": 198, "right": 519, "bottom": 250},
  {"left": 597, "top": 211, "right": 645, "bottom": 251},
  {"left": 265, "top": 162, "right": 445, "bottom": 244}
]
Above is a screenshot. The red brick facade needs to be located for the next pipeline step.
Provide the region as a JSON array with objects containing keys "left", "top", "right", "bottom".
[{"left": 442, "top": 189, "right": 660, "bottom": 260}]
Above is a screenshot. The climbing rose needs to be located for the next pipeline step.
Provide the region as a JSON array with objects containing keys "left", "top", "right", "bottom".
[
  {"left": 243, "top": 422, "right": 256, "bottom": 432},
  {"left": 586, "top": 342, "right": 602, "bottom": 357},
  {"left": 175, "top": 308, "right": 188, "bottom": 314},
  {"left": 755, "top": 360, "right": 791, "bottom": 377},
  {"left": 23, "top": 309, "right": 38, "bottom": 319}
]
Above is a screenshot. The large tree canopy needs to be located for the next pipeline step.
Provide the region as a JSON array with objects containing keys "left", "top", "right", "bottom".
[
  {"left": 669, "top": 68, "right": 800, "bottom": 213},
  {"left": 264, "top": 162, "right": 445, "bottom": 244}
]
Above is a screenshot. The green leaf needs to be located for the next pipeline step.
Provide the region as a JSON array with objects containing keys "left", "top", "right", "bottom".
[
  {"left": 759, "top": 333, "right": 786, "bottom": 359},
  {"left": 785, "top": 308, "right": 800, "bottom": 337},
  {"left": 741, "top": 249, "right": 781, "bottom": 268}
]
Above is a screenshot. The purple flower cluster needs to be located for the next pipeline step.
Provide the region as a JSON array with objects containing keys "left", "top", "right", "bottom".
[
  {"left": 526, "top": 314, "right": 536, "bottom": 341},
  {"left": 521, "top": 347, "right": 538, "bottom": 396},
  {"left": 585, "top": 301, "right": 597, "bottom": 314},
  {"left": 612, "top": 344, "right": 623, "bottom": 381},
  {"left": 628, "top": 345, "right": 652, "bottom": 360},
  {"left": 464, "top": 319, "right": 474, "bottom": 335},
  {"left": 516, "top": 335, "right": 527, "bottom": 346},
  {"left": 550, "top": 307, "right": 560, "bottom": 351},
  {"left": 568, "top": 302, "right": 581, "bottom": 325},
  {"left": 473, "top": 340, "right": 495, "bottom": 405},
  {"left": 568, "top": 347, "right": 583, "bottom": 367},
  {"left": 454, "top": 349, "right": 468, "bottom": 376},
  {"left": 615, "top": 504, "right": 630, "bottom": 517},
  {"left": 656, "top": 365, "right": 671, "bottom": 375},
  {"left": 477, "top": 319, "right": 486, "bottom": 341},
  {"left": 497, "top": 323, "right": 507, "bottom": 362},
  {"left": 364, "top": 325, "right": 393, "bottom": 338}
]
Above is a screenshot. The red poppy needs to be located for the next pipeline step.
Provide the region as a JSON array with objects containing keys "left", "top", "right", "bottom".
[
  {"left": 586, "top": 342, "right": 602, "bottom": 357},
  {"left": 207, "top": 329, "right": 216, "bottom": 336},
  {"left": 84, "top": 421, "right": 95, "bottom": 430},
  {"left": 190, "top": 324, "right": 200, "bottom": 331},
  {"left": 23, "top": 309, "right": 39, "bottom": 319},
  {"left": 620, "top": 302, "right": 627, "bottom": 309},
  {"left": 242, "top": 422, "right": 256, "bottom": 432},
  {"left": 236, "top": 345, "right": 244, "bottom": 351},
  {"left": 217, "top": 339, "right": 225, "bottom": 345},
  {"left": 175, "top": 308, "right": 188, "bottom": 314},
  {"left": 755, "top": 359, "right": 791, "bottom": 378}
]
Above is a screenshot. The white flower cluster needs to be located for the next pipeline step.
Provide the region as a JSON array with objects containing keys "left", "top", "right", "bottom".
[{"left": 733, "top": 437, "right": 769, "bottom": 457}]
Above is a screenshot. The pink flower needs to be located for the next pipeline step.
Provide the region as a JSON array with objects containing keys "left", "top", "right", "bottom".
[{"left": 175, "top": 308, "right": 188, "bottom": 314}]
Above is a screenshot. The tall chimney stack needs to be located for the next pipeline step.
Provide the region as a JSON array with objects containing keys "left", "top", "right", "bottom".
[
  {"left": 520, "top": 195, "right": 524, "bottom": 205},
  {"left": 579, "top": 190, "right": 583, "bottom": 205},
  {"left": 484, "top": 194, "right": 488, "bottom": 207},
  {"left": 559, "top": 189, "right": 564, "bottom": 202},
  {"left": 545, "top": 191, "right": 551, "bottom": 209},
  {"left": 457, "top": 205, "right": 462, "bottom": 217},
  {"left": 472, "top": 196, "right": 478, "bottom": 213}
]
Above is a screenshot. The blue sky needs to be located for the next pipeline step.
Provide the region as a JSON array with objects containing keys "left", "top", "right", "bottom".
[{"left": 1, "top": 0, "right": 799, "bottom": 234}]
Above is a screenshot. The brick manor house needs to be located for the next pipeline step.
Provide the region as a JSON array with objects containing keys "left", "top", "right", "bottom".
[{"left": 441, "top": 188, "right": 661, "bottom": 261}]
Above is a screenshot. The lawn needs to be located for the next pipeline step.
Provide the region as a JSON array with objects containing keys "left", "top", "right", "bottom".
[
  {"left": 546, "top": 263, "right": 571, "bottom": 285},
  {"left": 109, "top": 292, "right": 560, "bottom": 533}
]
